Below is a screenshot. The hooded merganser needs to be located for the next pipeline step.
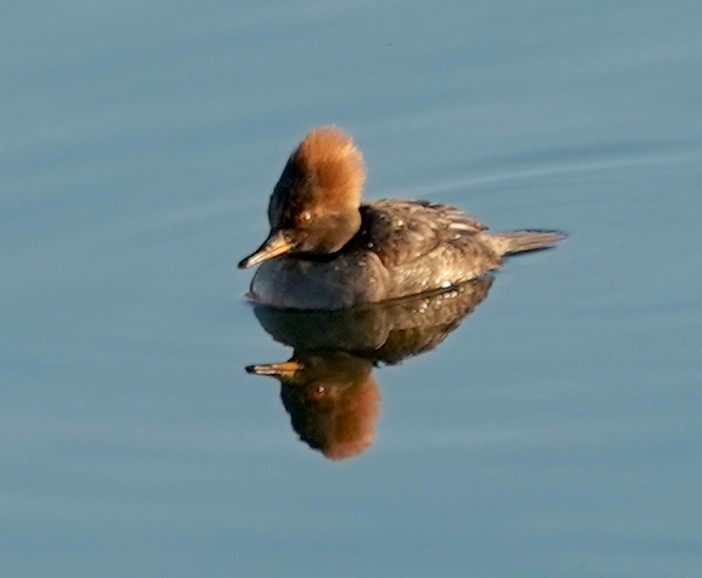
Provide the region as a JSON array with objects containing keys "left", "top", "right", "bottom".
[{"left": 238, "top": 126, "right": 563, "bottom": 310}]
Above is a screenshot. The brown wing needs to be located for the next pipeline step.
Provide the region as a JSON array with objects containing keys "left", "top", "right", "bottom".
[{"left": 360, "top": 199, "right": 488, "bottom": 268}]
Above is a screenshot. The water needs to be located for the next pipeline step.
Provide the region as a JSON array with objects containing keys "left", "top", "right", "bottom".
[{"left": 2, "top": 1, "right": 701, "bottom": 576}]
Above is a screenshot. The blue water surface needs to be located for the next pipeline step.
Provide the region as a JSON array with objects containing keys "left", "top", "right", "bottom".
[{"left": 2, "top": 1, "right": 701, "bottom": 576}]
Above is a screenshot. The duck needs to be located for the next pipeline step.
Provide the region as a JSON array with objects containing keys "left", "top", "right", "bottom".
[{"left": 238, "top": 126, "right": 563, "bottom": 310}]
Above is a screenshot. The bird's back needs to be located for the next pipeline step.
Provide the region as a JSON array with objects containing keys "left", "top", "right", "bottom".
[{"left": 356, "top": 200, "right": 503, "bottom": 299}]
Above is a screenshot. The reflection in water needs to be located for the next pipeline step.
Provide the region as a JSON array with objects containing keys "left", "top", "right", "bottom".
[
  {"left": 248, "top": 352, "right": 380, "bottom": 460},
  {"left": 246, "top": 276, "right": 494, "bottom": 460}
]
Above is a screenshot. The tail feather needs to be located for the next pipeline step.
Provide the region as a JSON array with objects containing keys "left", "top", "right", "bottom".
[{"left": 489, "top": 230, "right": 566, "bottom": 255}]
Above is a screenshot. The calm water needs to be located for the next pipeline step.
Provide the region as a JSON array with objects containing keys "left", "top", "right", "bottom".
[{"left": 2, "top": 1, "right": 701, "bottom": 576}]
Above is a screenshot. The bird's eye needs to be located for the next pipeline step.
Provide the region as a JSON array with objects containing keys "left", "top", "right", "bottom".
[
  {"left": 297, "top": 211, "right": 313, "bottom": 225},
  {"left": 310, "top": 384, "right": 326, "bottom": 400}
]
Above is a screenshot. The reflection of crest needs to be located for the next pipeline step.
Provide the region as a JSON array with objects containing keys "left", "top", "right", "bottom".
[
  {"left": 246, "top": 276, "right": 494, "bottom": 460},
  {"left": 249, "top": 352, "right": 380, "bottom": 460}
]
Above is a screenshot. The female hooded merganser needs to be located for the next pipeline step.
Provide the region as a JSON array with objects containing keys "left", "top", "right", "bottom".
[{"left": 238, "top": 126, "right": 563, "bottom": 310}]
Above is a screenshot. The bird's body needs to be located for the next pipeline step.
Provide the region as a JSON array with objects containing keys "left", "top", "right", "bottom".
[{"left": 239, "top": 127, "right": 563, "bottom": 310}]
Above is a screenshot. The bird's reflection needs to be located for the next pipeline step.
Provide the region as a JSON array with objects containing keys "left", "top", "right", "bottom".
[
  {"left": 246, "top": 276, "right": 494, "bottom": 460},
  {"left": 248, "top": 352, "right": 380, "bottom": 460}
]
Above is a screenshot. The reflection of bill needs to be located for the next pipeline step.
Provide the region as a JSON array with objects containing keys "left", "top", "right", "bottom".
[{"left": 246, "top": 276, "right": 494, "bottom": 460}]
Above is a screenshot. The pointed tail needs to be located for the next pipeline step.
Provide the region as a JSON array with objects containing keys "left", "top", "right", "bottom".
[{"left": 489, "top": 230, "right": 566, "bottom": 256}]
